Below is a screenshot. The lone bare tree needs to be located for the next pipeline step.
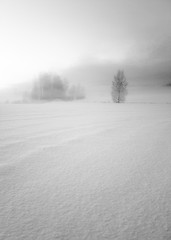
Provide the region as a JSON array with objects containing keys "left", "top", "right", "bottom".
[{"left": 111, "top": 70, "right": 128, "bottom": 103}]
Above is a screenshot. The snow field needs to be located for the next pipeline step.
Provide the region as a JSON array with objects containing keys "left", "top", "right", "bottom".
[{"left": 0, "top": 102, "right": 171, "bottom": 240}]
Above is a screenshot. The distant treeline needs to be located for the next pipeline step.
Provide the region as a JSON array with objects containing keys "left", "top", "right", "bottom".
[{"left": 23, "top": 73, "right": 85, "bottom": 101}]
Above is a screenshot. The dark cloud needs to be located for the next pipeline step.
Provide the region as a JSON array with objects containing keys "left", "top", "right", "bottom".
[
  {"left": 64, "top": 56, "right": 171, "bottom": 88},
  {"left": 150, "top": 38, "right": 171, "bottom": 62}
]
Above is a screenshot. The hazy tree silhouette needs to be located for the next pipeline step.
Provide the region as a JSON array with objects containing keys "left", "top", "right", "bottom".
[
  {"left": 68, "top": 84, "right": 85, "bottom": 100},
  {"left": 31, "top": 73, "right": 68, "bottom": 100},
  {"left": 29, "top": 73, "right": 85, "bottom": 101},
  {"left": 111, "top": 70, "right": 128, "bottom": 103}
]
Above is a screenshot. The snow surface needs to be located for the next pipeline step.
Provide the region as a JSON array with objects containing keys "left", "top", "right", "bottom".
[{"left": 0, "top": 102, "right": 171, "bottom": 240}]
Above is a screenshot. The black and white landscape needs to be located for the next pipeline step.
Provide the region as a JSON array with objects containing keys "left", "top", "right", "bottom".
[{"left": 0, "top": 0, "right": 171, "bottom": 239}]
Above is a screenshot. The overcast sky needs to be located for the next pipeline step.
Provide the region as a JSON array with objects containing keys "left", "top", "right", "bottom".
[{"left": 0, "top": 0, "right": 171, "bottom": 89}]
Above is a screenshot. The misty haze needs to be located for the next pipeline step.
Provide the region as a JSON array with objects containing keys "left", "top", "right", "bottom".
[{"left": 0, "top": 0, "right": 171, "bottom": 240}]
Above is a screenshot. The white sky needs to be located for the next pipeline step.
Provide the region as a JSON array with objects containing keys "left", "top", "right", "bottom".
[{"left": 0, "top": 0, "right": 171, "bottom": 89}]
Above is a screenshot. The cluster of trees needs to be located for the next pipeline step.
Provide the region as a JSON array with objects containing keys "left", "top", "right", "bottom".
[
  {"left": 22, "top": 70, "right": 128, "bottom": 103},
  {"left": 24, "top": 73, "right": 85, "bottom": 101}
]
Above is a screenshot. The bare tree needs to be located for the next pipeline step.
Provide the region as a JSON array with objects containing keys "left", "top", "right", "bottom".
[{"left": 111, "top": 70, "right": 128, "bottom": 103}]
